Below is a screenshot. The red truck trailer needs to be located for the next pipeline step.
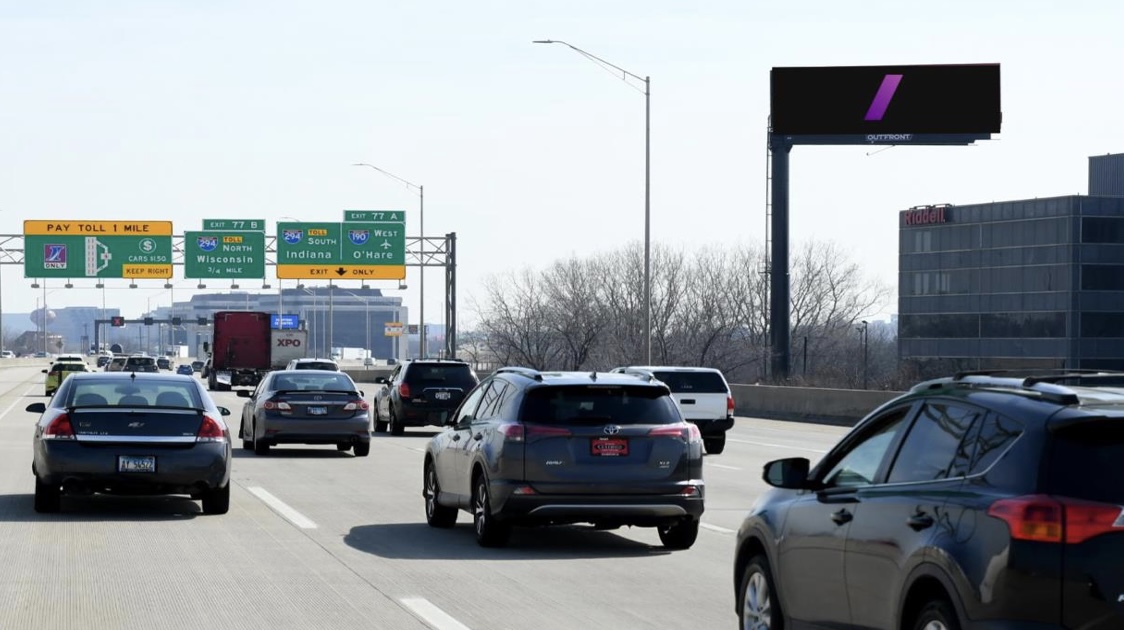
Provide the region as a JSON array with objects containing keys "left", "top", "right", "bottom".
[{"left": 203, "top": 311, "right": 272, "bottom": 391}]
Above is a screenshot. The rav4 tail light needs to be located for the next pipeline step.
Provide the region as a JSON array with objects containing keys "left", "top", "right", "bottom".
[
  {"left": 196, "top": 416, "right": 228, "bottom": 443},
  {"left": 988, "top": 494, "right": 1124, "bottom": 544},
  {"left": 649, "top": 423, "right": 702, "bottom": 443},
  {"left": 43, "top": 413, "right": 76, "bottom": 440},
  {"left": 398, "top": 383, "right": 412, "bottom": 398}
]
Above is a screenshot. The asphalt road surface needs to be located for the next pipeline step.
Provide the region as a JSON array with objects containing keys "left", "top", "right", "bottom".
[{"left": 0, "top": 365, "right": 850, "bottom": 630}]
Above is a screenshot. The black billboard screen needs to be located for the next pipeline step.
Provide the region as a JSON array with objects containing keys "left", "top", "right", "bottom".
[{"left": 770, "top": 64, "right": 1001, "bottom": 136}]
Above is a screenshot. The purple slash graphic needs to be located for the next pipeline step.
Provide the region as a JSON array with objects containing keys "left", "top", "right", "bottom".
[{"left": 864, "top": 74, "right": 903, "bottom": 121}]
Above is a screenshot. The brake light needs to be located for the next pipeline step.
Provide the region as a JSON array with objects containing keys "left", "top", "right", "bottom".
[
  {"left": 196, "top": 416, "right": 227, "bottom": 443},
  {"left": 988, "top": 495, "right": 1124, "bottom": 544},
  {"left": 499, "top": 424, "right": 525, "bottom": 442},
  {"left": 727, "top": 395, "right": 735, "bottom": 416},
  {"left": 343, "top": 399, "right": 370, "bottom": 411},
  {"left": 262, "top": 399, "right": 292, "bottom": 411},
  {"left": 525, "top": 425, "right": 571, "bottom": 439},
  {"left": 399, "top": 383, "right": 412, "bottom": 398},
  {"left": 649, "top": 423, "right": 701, "bottom": 443},
  {"left": 43, "top": 414, "right": 76, "bottom": 440}
]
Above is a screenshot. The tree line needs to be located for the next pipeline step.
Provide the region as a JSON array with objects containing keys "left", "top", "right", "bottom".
[{"left": 463, "top": 240, "right": 905, "bottom": 389}]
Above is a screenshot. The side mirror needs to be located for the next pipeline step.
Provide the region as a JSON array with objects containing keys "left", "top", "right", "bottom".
[
  {"left": 763, "top": 457, "right": 812, "bottom": 490},
  {"left": 203, "top": 342, "right": 211, "bottom": 353},
  {"left": 41, "top": 369, "right": 48, "bottom": 374},
  {"left": 217, "top": 406, "right": 231, "bottom": 416},
  {"left": 235, "top": 390, "right": 252, "bottom": 398},
  {"left": 374, "top": 377, "right": 388, "bottom": 385},
  {"left": 359, "top": 390, "right": 365, "bottom": 398},
  {"left": 26, "top": 402, "right": 47, "bottom": 413}
]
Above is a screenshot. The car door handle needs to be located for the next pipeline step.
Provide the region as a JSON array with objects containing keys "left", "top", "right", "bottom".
[
  {"left": 830, "top": 509, "right": 853, "bottom": 525},
  {"left": 451, "top": 434, "right": 461, "bottom": 442},
  {"left": 907, "top": 513, "right": 934, "bottom": 531},
  {"left": 681, "top": 399, "right": 696, "bottom": 405},
  {"left": 473, "top": 433, "right": 484, "bottom": 441}
]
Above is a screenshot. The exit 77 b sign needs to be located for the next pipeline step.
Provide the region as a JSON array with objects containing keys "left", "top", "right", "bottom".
[{"left": 24, "top": 220, "right": 173, "bottom": 279}]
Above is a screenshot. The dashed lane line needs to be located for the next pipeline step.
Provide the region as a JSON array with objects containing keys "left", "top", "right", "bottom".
[
  {"left": 726, "top": 438, "right": 827, "bottom": 454},
  {"left": 247, "top": 486, "right": 318, "bottom": 529},
  {"left": 400, "top": 597, "right": 472, "bottom": 630},
  {"left": 701, "top": 522, "right": 737, "bottom": 535}
]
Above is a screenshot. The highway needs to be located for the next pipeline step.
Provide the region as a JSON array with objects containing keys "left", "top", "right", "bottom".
[{"left": 0, "top": 365, "right": 850, "bottom": 630}]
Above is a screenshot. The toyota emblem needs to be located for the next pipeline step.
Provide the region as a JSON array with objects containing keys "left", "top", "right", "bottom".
[{"left": 603, "top": 425, "right": 621, "bottom": 435}]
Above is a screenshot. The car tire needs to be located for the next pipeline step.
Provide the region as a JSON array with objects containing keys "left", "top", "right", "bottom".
[
  {"left": 374, "top": 416, "right": 388, "bottom": 433},
  {"left": 353, "top": 442, "right": 371, "bottom": 457},
  {"left": 704, "top": 434, "right": 727, "bottom": 455},
  {"left": 912, "top": 598, "right": 960, "bottom": 630},
  {"left": 424, "top": 460, "right": 457, "bottom": 528},
  {"left": 657, "top": 518, "right": 699, "bottom": 549},
  {"left": 389, "top": 408, "right": 404, "bottom": 436},
  {"left": 336, "top": 443, "right": 352, "bottom": 452},
  {"left": 240, "top": 420, "right": 252, "bottom": 451},
  {"left": 202, "top": 483, "right": 230, "bottom": 515},
  {"left": 253, "top": 424, "right": 270, "bottom": 456},
  {"left": 34, "top": 477, "right": 61, "bottom": 514},
  {"left": 472, "top": 474, "right": 510, "bottom": 547},
  {"left": 738, "top": 554, "right": 783, "bottom": 630}
]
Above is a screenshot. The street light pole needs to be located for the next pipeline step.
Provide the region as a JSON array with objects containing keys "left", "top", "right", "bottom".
[
  {"left": 352, "top": 163, "right": 425, "bottom": 358},
  {"left": 534, "top": 39, "right": 652, "bottom": 364},
  {"left": 859, "top": 320, "right": 870, "bottom": 390}
]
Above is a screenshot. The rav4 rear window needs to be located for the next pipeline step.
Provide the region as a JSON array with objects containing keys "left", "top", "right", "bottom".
[
  {"left": 651, "top": 371, "right": 728, "bottom": 394},
  {"left": 1048, "top": 423, "right": 1124, "bottom": 504},
  {"left": 407, "top": 364, "right": 477, "bottom": 388},
  {"left": 520, "top": 385, "right": 681, "bottom": 426}
]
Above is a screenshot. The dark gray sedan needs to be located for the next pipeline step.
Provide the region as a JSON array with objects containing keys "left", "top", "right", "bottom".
[
  {"left": 236, "top": 370, "right": 371, "bottom": 456},
  {"left": 28, "top": 372, "right": 233, "bottom": 514}
]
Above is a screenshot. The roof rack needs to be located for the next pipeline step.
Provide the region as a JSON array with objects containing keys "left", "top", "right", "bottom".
[
  {"left": 915, "top": 370, "right": 1124, "bottom": 406},
  {"left": 494, "top": 366, "right": 543, "bottom": 382}
]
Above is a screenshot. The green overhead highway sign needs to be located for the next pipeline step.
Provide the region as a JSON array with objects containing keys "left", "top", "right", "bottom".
[
  {"left": 203, "top": 219, "right": 265, "bottom": 231},
  {"left": 276, "top": 219, "right": 405, "bottom": 280},
  {"left": 24, "top": 220, "right": 173, "bottom": 279},
  {"left": 184, "top": 230, "right": 266, "bottom": 279}
]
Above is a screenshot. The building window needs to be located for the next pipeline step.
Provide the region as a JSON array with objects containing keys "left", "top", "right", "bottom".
[
  {"left": 1081, "top": 313, "right": 1124, "bottom": 338},
  {"left": 980, "top": 313, "right": 1066, "bottom": 338},
  {"left": 1082, "top": 218, "right": 1124, "bottom": 243},
  {"left": 900, "top": 314, "right": 980, "bottom": 339},
  {"left": 914, "top": 230, "right": 932, "bottom": 253},
  {"left": 1081, "top": 265, "right": 1124, "bottom": 291}
]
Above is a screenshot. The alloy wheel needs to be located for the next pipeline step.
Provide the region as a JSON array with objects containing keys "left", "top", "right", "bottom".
[{"left": 742, "top": 570, "right": 772, "bottom": 630}]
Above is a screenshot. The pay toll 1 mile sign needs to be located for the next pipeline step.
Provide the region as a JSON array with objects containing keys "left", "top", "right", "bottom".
[
  {"left": 23, "top": 220, "right": 173, "bottom": 279},
  {"left": 184, "top": 230, "right": 266, "bottom": 279},
  {"left": 275, "top": 220, "right": 405, "bottom": 280}
]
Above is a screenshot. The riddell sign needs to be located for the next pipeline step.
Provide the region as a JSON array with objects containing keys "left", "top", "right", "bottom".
[{"left": 902, "top": 206, "right": 950, "bottom": 226}]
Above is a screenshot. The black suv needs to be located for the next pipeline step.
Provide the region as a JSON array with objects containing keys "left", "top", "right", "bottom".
[
  {"left": 422, "top": 368, "right": 705, "bottom": 548},
  {"left": 734, "top": 371, "right": 1124, "bottom": 630},
  {"left": 374, "top": 359, "right": 479, "bottom": 435}
]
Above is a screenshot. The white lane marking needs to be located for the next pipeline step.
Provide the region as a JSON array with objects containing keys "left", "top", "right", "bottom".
[
  {"left": 247, "top": 486, "right": 318, "bottom": 529},
  {"left": 24, "top": 386, "right": 40, "bottom": 398},
  {"left": 0, "top": 397, "right": 26, "bottom": 420},
  {"left": 701, "top": 522, "right": 736, "bottom": 535},
  {"left": 400, "top": 597, "right": 472, "bottom": 630},
  {"left": 408, "top": 447, "right": 425, "bottom": 453},
  {"left": 727, "top": 438, "right": 827, "bottom": 454},
  {"left": 706, "top": 463, "right": 742, "bottom": 471}
]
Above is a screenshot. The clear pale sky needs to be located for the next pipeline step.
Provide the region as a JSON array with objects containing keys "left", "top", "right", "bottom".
[{"left": 3, "top": 1, "right": 1122, "bottom": 328}]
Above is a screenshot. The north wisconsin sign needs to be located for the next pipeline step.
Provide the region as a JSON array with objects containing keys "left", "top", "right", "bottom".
[
  {"left": 183, "top": 230, "right": 266, "bottom": 279},
  {"left": 275, "top": 220, "right": 405, "bottom": 280},
  {"left": 24, "top": 220, "right": 173, "bottom": 279}
]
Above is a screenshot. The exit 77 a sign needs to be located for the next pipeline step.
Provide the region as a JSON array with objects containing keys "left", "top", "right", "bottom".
[{"left": 24, "top": 220, "right": 174, "bottom": 279}]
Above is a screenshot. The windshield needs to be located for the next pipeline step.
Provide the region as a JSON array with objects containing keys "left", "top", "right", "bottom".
[
  {"left": 63, "top": 379, "right": 203, "bottom": 408},
  {"left": 406, "top": 364, "right": 477, "bottom": 389}
]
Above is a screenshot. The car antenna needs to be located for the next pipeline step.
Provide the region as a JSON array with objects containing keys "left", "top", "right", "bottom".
[
  {"left": 130, "top": 372, "right": 137, "bottom": 381},
  {"left": 590, "top": 371, "right": 597, "bottom": 381}
]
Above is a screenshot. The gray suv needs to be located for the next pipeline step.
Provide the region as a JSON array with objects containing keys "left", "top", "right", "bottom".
[{"left": 422, "top": 368, "right": 705, "bottom": 548}]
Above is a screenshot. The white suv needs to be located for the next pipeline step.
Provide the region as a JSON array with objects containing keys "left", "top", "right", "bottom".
[
  {"left": 611, "top": 366, "right": 735, "bottom": 454},
  {"left": 285, "top": 358, "right": 340, "bottom": 371}
]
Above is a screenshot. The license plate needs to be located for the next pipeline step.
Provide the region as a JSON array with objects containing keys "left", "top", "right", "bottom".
[
  {"left": 434, "top": 391, "right": 451, "bottom": 401},
  {"left": 591, "top": 437, "right": 629, "bottom": 457},
  {"left": 308, "top": 407, "right": 327, "bottom": 415},
  {"left": 117, "top": 455, "right": 156, "bottom": 473}
]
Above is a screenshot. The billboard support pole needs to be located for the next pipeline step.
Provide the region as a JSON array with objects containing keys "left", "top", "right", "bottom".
[{"left": 769, "top": 134, "right": 793, "bottom": 381}]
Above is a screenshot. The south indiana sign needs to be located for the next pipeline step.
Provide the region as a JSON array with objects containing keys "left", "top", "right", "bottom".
[{"left": 275, "top": 220, "right": 406, "bottom": 280}]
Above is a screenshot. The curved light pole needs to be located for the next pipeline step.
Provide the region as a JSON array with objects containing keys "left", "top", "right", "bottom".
[
  {"left": 352, "top": 162, "right": 425, "bottom": 358},
  {"left": 534, "top": 39, "right": 651, "bottom": 364}
]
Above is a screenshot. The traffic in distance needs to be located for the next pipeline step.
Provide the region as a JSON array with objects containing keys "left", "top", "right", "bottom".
[{"left": 17, "top": 329, "right": 1123, "bottom": 628}]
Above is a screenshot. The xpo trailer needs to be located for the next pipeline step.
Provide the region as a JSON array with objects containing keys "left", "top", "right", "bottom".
[{"left": 271, "top": 329, "right": 308, "bottom": 369}]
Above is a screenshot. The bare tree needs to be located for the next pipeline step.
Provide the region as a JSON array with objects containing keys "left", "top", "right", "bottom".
[
  {"left": 542, "top": 257, "right": 608, "bottom": 370},
  {"left": 472, "top": 269, "right": 560, "bottom": 370}
]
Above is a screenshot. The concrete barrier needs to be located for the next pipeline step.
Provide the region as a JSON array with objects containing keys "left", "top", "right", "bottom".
[
  {"left": 342, "top": 368, "right": 395, "bottom": 383},
  {"left": 729, "top": 384, "right": 905, "bottom": 426}
]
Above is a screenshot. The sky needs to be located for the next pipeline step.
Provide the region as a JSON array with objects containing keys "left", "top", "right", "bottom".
[{"left": 3, "top": 0, "right": 1124, "bottom": 332}]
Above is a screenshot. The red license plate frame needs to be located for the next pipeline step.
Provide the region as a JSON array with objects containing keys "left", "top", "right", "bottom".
[{"left": 591, "top": 436, "right": 629, "bottom": 457}]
